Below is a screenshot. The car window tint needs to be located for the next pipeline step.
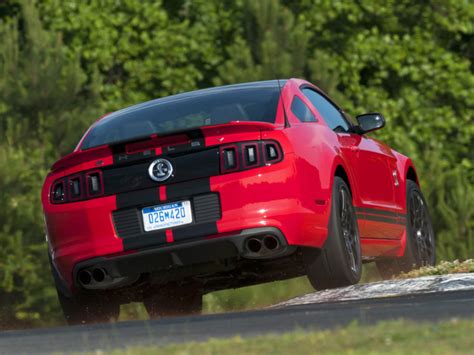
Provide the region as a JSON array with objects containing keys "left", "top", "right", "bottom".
[
  {"left": 290, "top": 96, "right": 317, "bottom": 123},
  {"left": 81, "top": 86, "right": 281, "bottom": 150},
  {"left": 302, "top": 88, "right": 350, "bottom": 132}
]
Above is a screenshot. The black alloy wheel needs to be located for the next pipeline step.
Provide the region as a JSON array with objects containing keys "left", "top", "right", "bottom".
[
  {"left": 376, "top": 180, "right": 435, "bottom": 279},
  {"left": 339, "top": 186, "right": 360, "bottom": 276},
  {"left": 305, "top": 177, "right": 362, "bottom": 290},
  {"left": 408, "top": 188, "right": 436, "bottom": 267}
]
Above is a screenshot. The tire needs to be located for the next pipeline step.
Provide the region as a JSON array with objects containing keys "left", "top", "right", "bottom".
[
  {"left": 144, "top": 285, "right": 202, "bottom": 319},
  {"left": 376, "top": 180, "right": 435, "bottom": 279},
  {"left": 57, "top": 291, "right": 120, "bottom": 325},
  {"left": 48, "top": 255, "right": 120, "bottom": 325},
  {"left": 305, "top": 176, "right": 362, "bottom": 290}
]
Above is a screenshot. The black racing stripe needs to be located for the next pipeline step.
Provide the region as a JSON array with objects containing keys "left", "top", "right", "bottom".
[
  {"left": 171, "top": 148, "right": 219, "bottom": 181},
  {"left": 358, "top": 211, "right": 407, "bottom": 223},
  {"left": 112, "top": 144, "right": 156, "bottom": 165},
  {"left": 167, "top": 178, "right": 211, "bottom": 201},
  {"left": 193, "top": 193, "right": 222, "bottom": 223},
  {"left": 163, "top": 141, "right": 204, "bottom": 154},
  {"left": 116, "top": 187, "right": 160, "bottom": 209},
  {"left": 355, "top": 207, "right": 406, "bottom": 219},
  {"left": 113, "top": 209, "right": 142, "bottom": 238},
  {"left": 356, "top": 213, "right": 406, "bottom": 226},
  {"left": 172, "top": 222, "right": 218, "bottom": 242},
  {"left": 163, "top": 129, "right": 205, "bottom": 154},
  {"left": 122, "top": 231, "right": 167, "bottom": 251},
  {"left": 103, "top": 148, "right": 219, "bottom": 195}
]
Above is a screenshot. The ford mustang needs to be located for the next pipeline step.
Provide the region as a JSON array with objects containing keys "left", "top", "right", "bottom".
[{"left": 42, "top": 79, "right": 435, "bottom": 324}]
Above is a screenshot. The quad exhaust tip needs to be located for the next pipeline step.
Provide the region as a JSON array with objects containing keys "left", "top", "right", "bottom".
[
  {"left": 92, "top": 268, "right": 106, "bottom": 283},
  {"left": 247, "top": 238, "right": 263, "bottom": 253},
  {"left": 263, "top": 235, "right": 279, "bottom": 250},
  {"left": 245, "top": 235, "right": 281, "bottom": 256},
  {"left": 78, "top": 270, "right": 92, "bottom": 286},
  {"left": 78, "top": 267, "right": 107, "bottom": 286}
]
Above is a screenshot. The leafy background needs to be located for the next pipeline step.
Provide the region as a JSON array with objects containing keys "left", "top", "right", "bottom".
[{"left": 0, "top": 0, "right": 472, "bottom": 328}]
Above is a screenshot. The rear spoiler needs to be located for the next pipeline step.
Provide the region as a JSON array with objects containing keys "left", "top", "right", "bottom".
[
  {"left": 200, "top": 121, "right": 276, "bottom": 133},
  {"left": 53, "top": 121, "right": 278, "bottom": 172}
]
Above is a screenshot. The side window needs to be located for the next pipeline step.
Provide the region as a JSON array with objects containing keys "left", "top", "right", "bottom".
[
  {"left": 302, "top": 88, "right": 350, "bottom": 132},
  {"left": 290, "top": 96, "right": 317, "bottom": 123}
]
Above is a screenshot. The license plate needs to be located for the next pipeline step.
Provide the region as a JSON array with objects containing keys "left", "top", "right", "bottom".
[{"left": 142, "top": 201, "right": 193, "bottom": 232}]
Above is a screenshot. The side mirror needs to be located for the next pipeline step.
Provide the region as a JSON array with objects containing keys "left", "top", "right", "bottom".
[{"left": 356, "top": 113, "right": 385, "bottom": 134}]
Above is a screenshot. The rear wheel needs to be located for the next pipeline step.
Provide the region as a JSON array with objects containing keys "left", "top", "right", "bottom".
[
  {"left": 305, "top": 177, "right": 362, "bottom": 290},
  {"left": 376, "top": 180, "right": 435, "bottom": 279},
  {"left": 57, "top": 291, "right": 120, "bottom": 325},
  {"left": 144, "top": 285, "right": 202, "bottom": 319},
  {"left": 49, "top": 255, "right": 120, "bottom": 325}
]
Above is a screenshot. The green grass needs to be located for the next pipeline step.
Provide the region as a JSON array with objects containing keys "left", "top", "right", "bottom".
[
  {"left": 102, "top": 318, "right": 474, "bottom": 354},
  {"left": 398, "top": 259, "right": 474, "bottom": 279}
]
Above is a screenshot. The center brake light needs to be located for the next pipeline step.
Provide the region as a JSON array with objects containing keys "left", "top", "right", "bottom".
[{"left": 220, "top": 140, "right": 283, "bottom": 174}]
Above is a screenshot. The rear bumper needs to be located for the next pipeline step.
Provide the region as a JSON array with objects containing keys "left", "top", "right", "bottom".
[
  {"left": 45, "top": 153, "right": 331, "bottom": 292},
  {"left": 72, "top": 227, "right": 296, "bottom": 291}
]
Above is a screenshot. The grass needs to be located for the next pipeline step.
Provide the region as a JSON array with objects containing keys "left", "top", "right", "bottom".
[
  {"left": 120, "top": 260, "right": 474, "bottom": 321},
  {"left": 398, "top": 259, "right": 474, "bottom": 279},
  {"left": 100, "top": 318, "right": 474, "bottom": 354}
]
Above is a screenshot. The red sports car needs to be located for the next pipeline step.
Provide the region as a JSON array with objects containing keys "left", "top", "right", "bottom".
[{"left": 42, "top": 79, "right": 435, "bottom": 324}]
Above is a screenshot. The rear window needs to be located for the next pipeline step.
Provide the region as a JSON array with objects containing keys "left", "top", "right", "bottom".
[{"left": 80, "top": 86, "right": 281, "bottom": 150}]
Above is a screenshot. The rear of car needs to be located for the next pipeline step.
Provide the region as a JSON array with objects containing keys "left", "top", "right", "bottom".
[{"left": 43, "top": 80, "right": 333, "bottom": 323}]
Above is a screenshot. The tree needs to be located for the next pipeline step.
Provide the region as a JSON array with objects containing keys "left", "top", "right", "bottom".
[
  {"left": 37, "top": 0, "right": 228, "bottom": 110},
  {"left": 0, "top": 0, "right": 100, "bottom": 326}
]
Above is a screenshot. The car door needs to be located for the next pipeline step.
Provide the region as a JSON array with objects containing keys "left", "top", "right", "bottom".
[{"left": 301, "top": 87, "right": 403, "bottom": 240}]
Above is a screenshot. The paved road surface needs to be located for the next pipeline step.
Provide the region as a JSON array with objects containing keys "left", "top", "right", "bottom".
[{"left": 1, "top": 289, "right": 473, "bottom": 354}]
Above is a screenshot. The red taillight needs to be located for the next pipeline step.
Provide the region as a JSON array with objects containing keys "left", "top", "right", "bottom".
[
  {"left": 51, "top": 180, "right": 66, "bottom": 203},
  {"left": 220, "top": 145, "right": 240, "bottom": 173},
  {"left": 242, "top": 143, "right": 260, "bottom": 168},
  {"left": 68, "top": 175, "right": 84, "bottom": 201},
  {"left": 86, "top": 170, "right": 104, "bottom": 197},
  {"left": 263, "top": 141, "right": 282, "bottom": 164},
  {"left": 51, "top": 170, "right": 104, "bottom": 204},
  {"left": 220, "top": 140, "right": 282, "bottom": 174}
]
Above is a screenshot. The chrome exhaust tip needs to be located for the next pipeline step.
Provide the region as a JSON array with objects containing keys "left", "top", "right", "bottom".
[
  {"left": 246, "top": 238, "right": 263, "bottom": 253},
  {"left": 263, "top": 235, "right": 280, "bottom": 250},
  {"left": 78, "top": 270, "right": 92, "bottom": 286},
  {"left": 92, "top": 268, "right": 106, "bottom": 283}
]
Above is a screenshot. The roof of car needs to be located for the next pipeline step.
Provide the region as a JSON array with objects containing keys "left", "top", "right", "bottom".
[{"left": 102, "top": 80, "right": 288, "bottom": 122}]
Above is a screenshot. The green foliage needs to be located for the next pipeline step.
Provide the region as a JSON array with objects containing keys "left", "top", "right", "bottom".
[
  {"left": 398, "top": 259, "right": 474, "bottom": 279},
  {"left": 214, "top": 0, "right": 310, "bottom": 84},
  {"left": 37, "top": 0, "right": 232, "bottom": 109},
  {"left": 0, "top": 0, "right": 100, "bottom": 327},
  {"left": 0, "top": 0, "right": 472, "bottom": 327}
]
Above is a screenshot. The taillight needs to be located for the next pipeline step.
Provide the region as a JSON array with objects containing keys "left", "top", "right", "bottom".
[
  {"left": 220, "top": 140, "right": 282, "bottom": 174},
  {"left": 242, "top": 143, "right": 260, "bottom": 167},
  {"left": 263, "top": 141, "right": 282, "bottom": 163},
  {"left": 220, "top": 145, "right": 239, "bottom": 173},
  {"left": 86, "top": 171, "right": 103, "bottom": 197},
  {"left": 51, "top": 170, "right": 104, "bottom": 204},
  {"left": 51, "top": 181, "right": 66, "bottom": 203},
  {"left": 68, "top": 175, "right": 83, "bottom": 201}
]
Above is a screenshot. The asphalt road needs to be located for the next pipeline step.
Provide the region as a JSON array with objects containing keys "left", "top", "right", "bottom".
[{"left": 1, "top": 289, "right": 473, "bottom": 354}]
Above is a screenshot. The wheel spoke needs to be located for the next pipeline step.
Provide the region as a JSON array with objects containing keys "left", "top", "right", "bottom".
[
  {"left": 409, "top": 191, "right": 434, "bottom": 266},
  {"left": 339, "top": 187, "right": 360, "bottom": 273}
]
